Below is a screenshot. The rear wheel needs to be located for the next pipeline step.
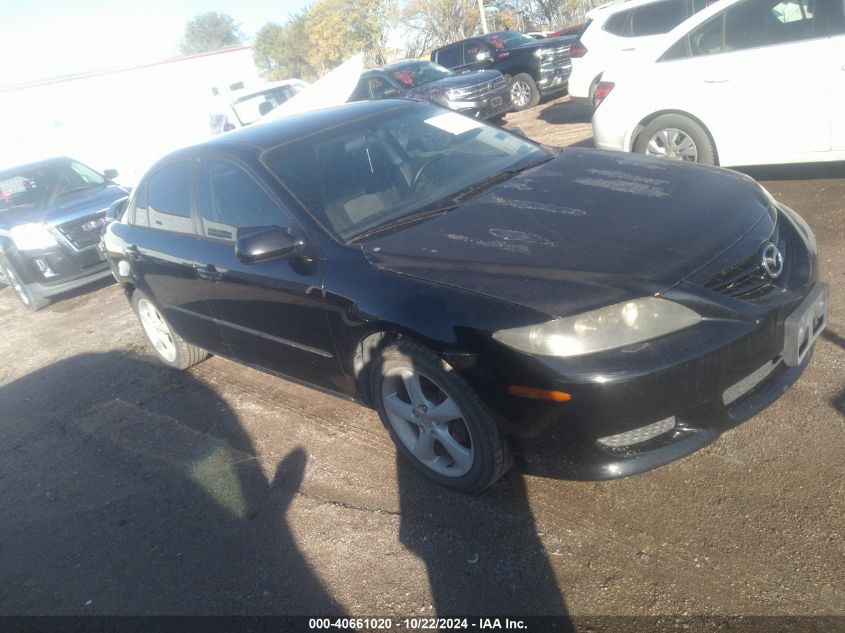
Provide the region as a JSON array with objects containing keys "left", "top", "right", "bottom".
[
  {"left": 131, "top": 290, "right": 209, "bottom": 369},
  {"left": 0, "top": 259, "right": 50, "bottom": 311},
  {"left": 634, "top": 114, "right": 716, "bottom": 165},
  {"left": 371, "top": 339, "right": 510, "bottom": 492},
  {"left": 508, "top": 73, "right": 540, "bottom": 111}
]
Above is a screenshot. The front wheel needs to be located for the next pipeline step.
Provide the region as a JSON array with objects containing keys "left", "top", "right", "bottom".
[
  {"left": 634, "top": 114, "right": 716, "bottom": 165},
  {"left": 0, "top": 259, "right": 50, "bottom": 311},
  {"left": 371, "top": 339, "right": 510, "bottom": 492},
  {"left": 508, "top": 73, "right": 540, "bottom": 111},
  {"left": 131, "top": 290, "right": 209, "bottom": 370}
]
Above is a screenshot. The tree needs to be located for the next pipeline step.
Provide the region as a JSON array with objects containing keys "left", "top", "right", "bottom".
[
  {"left": 253, "top": 13, "right": 317, "bottom": 80},
  {"left": 180, "top": 12, "right": 245, "bottom": 55},
  {"left": 401, "top": 0, "right": 480, "bottom": 57}
]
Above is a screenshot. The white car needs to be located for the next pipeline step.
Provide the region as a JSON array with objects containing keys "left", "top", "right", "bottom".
[
  {"left": 215, "top": 79, "right": 310, "bottom": 133},
  {"left": 568, "top": 0, "right": 714, "bottom": 101},
  {"left": 592, "top": 0, "right": 845, "bottom": 166}
]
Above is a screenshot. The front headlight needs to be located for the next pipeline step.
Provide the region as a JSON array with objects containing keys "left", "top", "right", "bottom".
[
  {"left": 10, "top": 223, "right": 58, "bottom": 250},
  {"left": 445, "top": 87, "right": 472, "bottom": 100},
  {"left": 493, "top": 297, "right": 701, "bottom": 358}
]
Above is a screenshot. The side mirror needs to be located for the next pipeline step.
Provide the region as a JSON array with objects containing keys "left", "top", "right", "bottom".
[
  {"left": 103, "top": 168, "right": 119, "bottom": 181},
  {"left": 105, "top": 196, "right": 129, "bottom": 224},
  {"left": 236, "top": 226, "right": 303, "bottom": 264},
  {"left": 476, "top": 51, "right": 493, "bottom": 63},
  {"left": 507, "top": 126, "right": 526, "bottom": 137},
  {"left": 383, "top": 88, "right": 401, "bottom": 98}
]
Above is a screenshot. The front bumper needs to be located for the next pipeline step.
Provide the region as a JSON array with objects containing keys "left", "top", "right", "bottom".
[
  {"left": 462, "top": 281, "right": 827, "bottom": 480},
  {"left": 1, "top": 241, "right": 111, "bottom": 298},
  {"left": 447, "top": 86, "right": 512, "bottom": 120},
  {"left": 537, "top": 63, "right": 571, "bottom": 95}
]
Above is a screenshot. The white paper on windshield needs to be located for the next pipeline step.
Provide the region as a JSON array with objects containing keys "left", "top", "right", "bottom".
[{"left": 424, "top": 112, "right": 484, "bottom": 135}]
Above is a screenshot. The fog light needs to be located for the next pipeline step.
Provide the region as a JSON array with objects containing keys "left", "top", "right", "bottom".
[
  {"left": 35, "top": 258, "right": 57, "bottom": 278},
  {"left": 597, "top": 416, "right": 675, "bottom": 449}
]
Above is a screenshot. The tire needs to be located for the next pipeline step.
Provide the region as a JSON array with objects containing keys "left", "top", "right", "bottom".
[
  {"left": 634, "top": 114, "right": 716, "bottom": 165},
  {"left": 131, "top": 290, "right": 209, "bottom": 370},
  {"left": 508, "top": 73, "right": 540, "bottom": 111},
  {"left": 0, "top": 259, "right": 50, "bottom": 311},
  {"left": 370, "top": 338, "right": 510, "bottom": 493}
]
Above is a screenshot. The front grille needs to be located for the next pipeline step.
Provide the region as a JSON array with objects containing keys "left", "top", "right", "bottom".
[
  {"left": 457, "top": 75, "right": 507, "bottom": 101},
  {"left": 539, "top": 45, "right": 572, "bottom": 69},
  {"left": 702, "top": 225, "right": 786, "bottom": 301},
  {"left": 56, "top": 211, "right": 107, "bottom": 250}
]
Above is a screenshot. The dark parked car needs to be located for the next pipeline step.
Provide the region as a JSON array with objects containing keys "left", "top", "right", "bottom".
[
  {"left": 350, "top": 60, "right": 511, "bottom": 121},
  {"left": 103, "top": 99, "right": 827, "bottom": 492},
  {"left": 0, "top": 157, "right": 128, "bottom": 310},
  {"left": 431, "top": 30, "right": 574, "bottom": 111}
]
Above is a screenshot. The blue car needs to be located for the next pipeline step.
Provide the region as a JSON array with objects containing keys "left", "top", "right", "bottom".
[{"left": 0, "top": 157, "right": 129, "bottom": 310}]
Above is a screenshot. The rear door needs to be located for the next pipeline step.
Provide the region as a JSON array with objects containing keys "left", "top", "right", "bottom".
[
  {"left": 668, "top": 0, "right": 834, "bottom": 163},
  {"left": 126, "top": 160, "right": 226, "bottom": 353},
  {"left": 194, "top": 157, "right": 342, "bottom": 389}
]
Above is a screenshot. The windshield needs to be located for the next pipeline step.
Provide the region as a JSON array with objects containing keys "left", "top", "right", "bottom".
[
  {"left": 0, "top": 160, "right": 105, "bottom": 211},
  {"left": 262, "top": 103, "right": 549, "bottom": 241},
  {"left": 388, "top": 61, "right": 453, "bottom": 88},
  {"left": 232, "top": 84, "right": 303, "bottom": 126},
  {"left": 486, "top": 31, "right": 538, "bottom": 50}
]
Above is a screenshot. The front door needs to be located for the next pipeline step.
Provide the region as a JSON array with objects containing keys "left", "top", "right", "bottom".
[{"left": 194, "top": 157, "right": 343, "bottom": 390}]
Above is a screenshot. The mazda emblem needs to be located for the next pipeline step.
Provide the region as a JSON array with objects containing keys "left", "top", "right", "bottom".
[{"left": 760, "top": 242, "right": 784, "bottom": 279}]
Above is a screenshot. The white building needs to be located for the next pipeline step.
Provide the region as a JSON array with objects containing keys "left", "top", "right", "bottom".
[{"left": 0, "top": 46, "right": 261, "bottom": 185}]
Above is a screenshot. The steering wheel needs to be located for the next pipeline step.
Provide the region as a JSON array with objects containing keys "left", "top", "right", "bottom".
[{"left": 410, "top": 155, "right": 444, "bottom": 191}]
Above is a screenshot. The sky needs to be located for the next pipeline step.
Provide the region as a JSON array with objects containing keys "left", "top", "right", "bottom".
[{"left": 0, "top": 0, "right": 312, "bottom": 88}]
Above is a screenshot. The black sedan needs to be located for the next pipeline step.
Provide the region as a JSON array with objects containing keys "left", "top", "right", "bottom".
[
  {"left": 102, "top": 99, "right": 827, "bottom": 492},
  {"left": 349, "top": 60, "right": 511, "bottom": 121}
]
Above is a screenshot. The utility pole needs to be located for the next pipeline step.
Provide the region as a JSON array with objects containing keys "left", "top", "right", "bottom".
[{"left": 478, "top": 0, "right": 489, "bottom": 33}]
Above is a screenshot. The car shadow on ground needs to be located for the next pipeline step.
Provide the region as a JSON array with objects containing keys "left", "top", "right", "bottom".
[
  {"left": 0, "top": 351, "right": 345, "bottom": 615},
  {"left": 821, "top": 330, "right": 845, "bottom": 416},
  {"left": 538, "top": 100, "right": 593, "bottom": 126}
]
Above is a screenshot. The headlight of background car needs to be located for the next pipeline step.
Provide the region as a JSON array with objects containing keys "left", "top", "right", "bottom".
[
  {"left": 10, "top": 223, "right": 58, "bottom": 250},
  {"left": 493, "top": 297, "right": 701, "bottom": 358},
  {"left": 444, "top": 87, "right": 472, "bottom": 100}
]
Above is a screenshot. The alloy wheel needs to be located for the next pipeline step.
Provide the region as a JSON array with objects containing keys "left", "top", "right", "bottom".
[
  {"left": 510, "top": 80, "right": 532, "bottom": 109},
  {"left": 137, "top": 298, "right": 177, "bottom": 363},
  {"left": 644, "top": 127, "right": 699, "bottom": 162},
  {"left": 380, "top": 366, "right": 474, "bottom": 477}
]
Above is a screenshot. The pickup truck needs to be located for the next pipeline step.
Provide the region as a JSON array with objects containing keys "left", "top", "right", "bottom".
[
  {"left": 430, "top": 30, "right": 574, "bottom": 111},
  {"left": 0, "top": 157, "right": 129, "bottom": 310}
]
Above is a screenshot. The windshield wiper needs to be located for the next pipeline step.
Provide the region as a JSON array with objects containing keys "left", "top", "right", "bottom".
[
  {"left": 349, "top": 205, "right": 458, "bottom": 243},
  {"left": 452, "top": 155, "right": 554, "bottom": 203}
]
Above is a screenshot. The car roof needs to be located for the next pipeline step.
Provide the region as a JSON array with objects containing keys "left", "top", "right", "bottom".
[
  {"left": 160, "top": 99, "right": 416, "bottom": 161},
  {"left": 432, "top": 31, "right": 529, "bottom": 50}
]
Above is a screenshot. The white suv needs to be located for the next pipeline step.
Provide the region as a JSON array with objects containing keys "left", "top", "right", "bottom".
[
  {"left": 568, "top": 0, "right": 715, "bottom": 101},
  {"left": 592, "top": 0, "right": 845, "bottom": 166}
]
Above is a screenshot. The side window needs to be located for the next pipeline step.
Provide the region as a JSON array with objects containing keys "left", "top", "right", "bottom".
[
  {"left": 367, "top": 75, "right": 395, "bottom": 98},
  {"left": 132, "top": 185, "right": 149, "bottom": 227},
  {"left": 146, "top": 161, "right": 194, "bottom": 234},
  {"left": 462, "top": 40, "right": 487, "bottom": 61},
  {"left": 631, "top": 0, "right": 690, "bottom": 36},
  {"left": 689, "top": 15, "right": 725, "bottom": 55},
  {"left": 435, "top": 44, "right": 462, "bottom": 68},
  {"left": 603, "top": 10, "right": 631, "bottom": 35},
  {"left": 724, "top": 0, "right": 820, "bottom": 49},
  {"left": 199, "top": 159, "right": 287, "bottom": 242}
]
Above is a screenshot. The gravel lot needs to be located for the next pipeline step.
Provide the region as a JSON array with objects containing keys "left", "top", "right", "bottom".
[{"left": 1, "top": 98, "right": 843, "bottom": 627}]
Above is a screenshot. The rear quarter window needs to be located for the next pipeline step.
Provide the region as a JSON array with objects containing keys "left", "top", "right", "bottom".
[
  {"left": 603, "top": 10, "right": 632, "bottom": 35},
  {"left": 631, "top": 0, "right": 690, "bottom": 36}
]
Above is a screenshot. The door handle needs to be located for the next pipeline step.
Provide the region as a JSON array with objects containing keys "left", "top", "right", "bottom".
[
  {"left": 195, "top": 264, "right": 222, "bottom": 282},
  {"left": 704, "top": 78, "right": 731, "bottom": 83}
]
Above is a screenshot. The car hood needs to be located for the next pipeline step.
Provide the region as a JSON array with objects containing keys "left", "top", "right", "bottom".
[
  {"left": 362, "top": 149, "right": 772, "bottom": 318},
  {"left": 0, "top": 184, "right": 129, "bottom": 230},
  {"left": 418, "top": 70, "right": 503, "bottom": 91}
]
